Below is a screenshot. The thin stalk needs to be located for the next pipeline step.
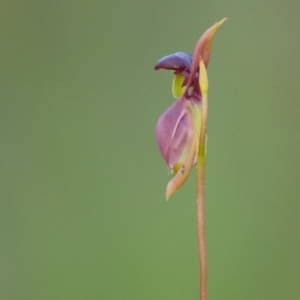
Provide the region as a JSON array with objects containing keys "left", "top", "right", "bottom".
[{"left": 196, "top": 158, "right": 207, "bottom": 300}]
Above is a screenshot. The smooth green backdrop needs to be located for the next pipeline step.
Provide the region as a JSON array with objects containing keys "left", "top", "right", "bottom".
[{"left": 1, "top": 1, "right": 299, "bottom": 299}]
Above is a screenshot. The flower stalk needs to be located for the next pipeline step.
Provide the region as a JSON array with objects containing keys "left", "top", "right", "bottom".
[{"left": 197, "top": 158, "right": 207, "bottom": 300}]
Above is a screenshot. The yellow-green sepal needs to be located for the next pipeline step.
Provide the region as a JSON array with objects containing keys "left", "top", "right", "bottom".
[
  {"left": 188, "top": 102, "right": 202, "bottom": 156},
  {"left": 172, "top": 74, "right": 185, "bottom": 98},
  {"left": 199, "top": 58, "right": 208, "bottom": 94}
]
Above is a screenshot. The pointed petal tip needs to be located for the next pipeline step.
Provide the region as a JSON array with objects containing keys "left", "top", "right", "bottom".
[
  {"left": 165, "top": 174, "right": 183, "bottom": 200},
  {"left": 165, "top": 181, "right": 175, "bottom": 201},
  {"left": 218, "top": 18, "right": 227, "bottom": 27},
  {"left": 164, "top": 133, "right": 197, "bottom": 201},
  {"left": 184, "top": 18, "right": 227, "bottom": 91}
]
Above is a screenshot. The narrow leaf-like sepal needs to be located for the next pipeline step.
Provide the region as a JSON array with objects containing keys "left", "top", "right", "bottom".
[
  {"left": 184, "top": 18, "right": 227, "bottom": 92},
  {"left": 189, "top": 101, "right": 202, "bottom": 156},
  {"left": 199, "top": 58, "right": 208, "bottom": 94}
]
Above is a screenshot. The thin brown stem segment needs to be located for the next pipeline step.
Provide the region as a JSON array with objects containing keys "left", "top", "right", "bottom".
[{"left": 196, "top": 158, "right": 207, "bottom": 300}]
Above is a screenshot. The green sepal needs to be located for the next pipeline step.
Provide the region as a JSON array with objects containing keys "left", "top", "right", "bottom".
[{"left": 188, "top": 102, "right": 202, "bottom": 156}]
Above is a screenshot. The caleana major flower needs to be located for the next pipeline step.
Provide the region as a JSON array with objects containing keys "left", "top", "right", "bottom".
[
  {"left": 155, "top": 18, "right": 226, "bottom": 200},
  {"left": 154, "top": 18, "right": 227, "bottom": 300}
]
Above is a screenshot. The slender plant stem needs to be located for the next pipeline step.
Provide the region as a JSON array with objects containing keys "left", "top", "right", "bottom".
[{"left": 196, "top": 158, "right": 207, "bottom": 300}]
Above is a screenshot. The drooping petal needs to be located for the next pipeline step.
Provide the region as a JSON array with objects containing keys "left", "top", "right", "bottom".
[
  {"left": 155, "top": 52, "right": 193, "bottom": 73},
  {"left": 165, "top": 100, "right": 201, "bottom": 200},
  {"left": 155, "top": 97, "right": 202, "bottom": 200}
]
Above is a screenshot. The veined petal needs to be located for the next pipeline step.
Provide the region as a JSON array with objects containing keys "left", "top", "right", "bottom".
[{"left": 155, "top": 99, "right": 188, "bottom": 169}]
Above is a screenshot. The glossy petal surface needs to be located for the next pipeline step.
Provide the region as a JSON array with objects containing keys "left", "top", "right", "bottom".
[{"left": 155, "top": 52, "right": 192, "bottom": 73}]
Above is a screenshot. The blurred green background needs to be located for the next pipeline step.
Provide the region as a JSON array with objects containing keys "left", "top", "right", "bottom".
[{"left": 1, "top": 0, "right": 299, "bottom": 299}]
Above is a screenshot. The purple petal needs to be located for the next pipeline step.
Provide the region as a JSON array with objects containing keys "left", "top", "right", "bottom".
[
  {"left": 155, "top": 98, "right": 193, "bottom": 169},
  {"left": 154, "top": 52, "right": 193, "bottom": 73}
]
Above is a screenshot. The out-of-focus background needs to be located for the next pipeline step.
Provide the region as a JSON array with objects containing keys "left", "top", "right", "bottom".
[{"left": 1, "top": 1, "right": 299, "bottom": 299}]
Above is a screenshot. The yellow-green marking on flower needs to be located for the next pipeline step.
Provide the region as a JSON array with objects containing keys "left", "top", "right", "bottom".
[{"left": 172, "top": 74, "right": 185, "bottom": 98}]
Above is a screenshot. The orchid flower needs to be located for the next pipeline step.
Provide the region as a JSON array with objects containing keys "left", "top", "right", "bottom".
[
  {"left": 154, "top": 18, "right": 227, "bottom": 300},
  {"left": 155, "top": 18, "right": 226, "bottom": 200}
]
